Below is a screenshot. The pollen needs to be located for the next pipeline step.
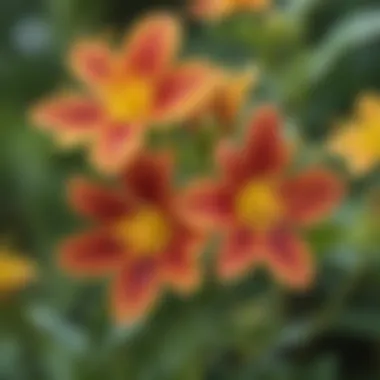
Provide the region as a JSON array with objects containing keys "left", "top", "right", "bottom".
[
  {"left": 115, "top": 208, "right": 171, "bottom": 256},
  {"left": 101, "top": 77, "right": 153, "bottom": 122},
  {"left": 235, "top": 180, "right": 283, "bottom": 230}
]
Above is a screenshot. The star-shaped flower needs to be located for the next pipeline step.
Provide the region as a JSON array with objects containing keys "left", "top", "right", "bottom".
[
  {"left": 32, "top": 13, "right": 218, "bottom": 173},
  {"left": 180, "top": 106, "right": 344, "bottom": 288},
  {"left": 60, "top": 152, "right": 204, "bottom": 324}
]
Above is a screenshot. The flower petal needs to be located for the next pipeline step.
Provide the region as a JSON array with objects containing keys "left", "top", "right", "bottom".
[
  {"left": 69, "top": 39, "right": 113, "bottom": 86},
  {"left": 217, "top": 227, "right": 264, "bottom": 280},
  {"left": 216, "top": 140, "right": 249, "bottom": 188},
  {"left": 67, "top": 177, "right": 132, "bottom": 222},
  {"left": 356, "top": 93, "right": 380, "bottom": 121},
  {"left": 59, "top": 230, "right": 124, "bottom": 277},
  {"left": 90, "top": 121, "right": 143, "bottom": 174},
  {"left": 329, "top": 124, "right": 378, "bottom": 175},
  {"left": 178, "top": 179, "right": 234, "bottom": 230},
  {"left": 31, "top": 94, "right": 102, "bottom": 132},
  {"left": 123, "top": 13, "right": 181, "bottom": 77},
  {"left": 265, "top": 228, "right": 314, "bottom": 289},
  {"left": 282, "top": 168, "right": 344, "bottom": 225},
  {"left": 0, "top": 255, "right": 36, "bottom": 293},
  {"left": 161, "top": 225, "right": 204, "bottom": 294},
  {"left": 111, "top": 258, "right": 160, "bottom": 324},
  {"left": 122, "top": 151, "right": 174, "bottom": 205},
  {"left": 53, "top": 131, "right": 92, "bottom": 149},
  {"left": 153, "top": 61, "right": 218, "bottom": 123},
  {"left": 244, "top": 106, "right": 288, "bottom": 178}
]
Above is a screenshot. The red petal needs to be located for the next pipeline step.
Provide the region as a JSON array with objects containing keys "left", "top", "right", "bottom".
[
  {"left": 67, "top": 177, "right": 133, "bottom": 222},
  {"left": 110, "top": 258, "right": 160, "bottom": 324},
  {"left": 265, "top": 228, "right": 314, "bottom": 289},
  {"left": 123, "top": 13, "right": 181, "bottom": 77},
  {"left": 282, "top": 168, "right": 345, "bottom": 225},
  {"left": 161, "top": 224, "right": 204, "bottom": 294},
  {"left": 31, "top": 95, "right": 102, "bottom": 132},
  {"left": 217, "top": 227, "right": 264, "bottom": 280},
  {"left": 90, "top": 122, "right": 143, "bottom": 174},
  {"left": 244, "top": 106, "right": 288, "bottom": 178},
  {"left": 178, "top": 179, "right": 234, "bottom": 230},
  {"left": 216, "top": 140, "right": 249, "bottom": 189},
  {"left": 59, "top": 230, "right": 124, "bottom": 276},
  {"left": 153, "top": 62, "right": 218, "bottom": 123},
  {"left": 69, "top": 39, "right": 113, "bottom": 86},
  {"left": 122, "top": 151, "right": 174, "bottom": 205}
]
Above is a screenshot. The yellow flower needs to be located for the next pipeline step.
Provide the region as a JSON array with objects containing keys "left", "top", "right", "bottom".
[
  {"left": 0, "top": 246, "right": 36, "bottom": 295},
  {"left": 329, "top": 93, "right": 380, "bottom": 175}
]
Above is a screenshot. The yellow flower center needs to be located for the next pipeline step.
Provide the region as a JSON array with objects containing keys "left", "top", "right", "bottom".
[
  {"left": 0, "top": 254, "right": 35, "bottom": 292},
  {"left": 101, "top": 77, "right": 153, "bottom": 122},
  {"left": 235, "top": 180, "right": 283, "bottom": 230},
  {"left": 115, "top": 208, "right": 171, "bottom": 256}
]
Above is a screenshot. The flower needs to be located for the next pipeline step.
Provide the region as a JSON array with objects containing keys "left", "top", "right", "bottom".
[
  {"left": 329, "top": 93, "right": 380, "bottom": 175},
  {"left": 0, "top": 245, "right": 36, "bottom": 295},
  {"left": 31, "top": 13, "right": 218, "bottom": 174},
  {"left": 190, "top": 67, "right": 257, "bottom": 130},
  {"left": 60, "top": 152, "right": 204, "bottom": 324},
  {"left": 179, "top": 106, "right": 344, "bottom": 288},
  {"left": 191, "top": 0, "right": 271, "bottom": 20}
]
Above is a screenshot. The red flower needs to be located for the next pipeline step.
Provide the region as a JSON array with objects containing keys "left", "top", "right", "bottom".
[
  {"left": 31, "top": 13, "right": 218, "bottom": 173},
  {"left": 179, "top": 106, "right": 345, "bottom": 289},
  {"left": 60, "top": 152, "right": 204, "bottom": 324}
]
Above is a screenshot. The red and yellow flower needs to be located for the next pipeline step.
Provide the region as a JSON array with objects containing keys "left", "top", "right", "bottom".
[
  {"left": 180, "top": 106, "right": 344, "bottom": 288},
  {"left": 329, "top": 93, "right": 380, "bottom": 175},
  {"left": 60, "top": 152, "right": 204, "bottom": 324},
  {"left": 0, "top": 245, "right": 36, "bottom": 295},
  {"left": 191, "top": 0, "right": 271, "bottom": 20},
  {"left": 32, "top": 13, "right": 218, "bottom": 174}
]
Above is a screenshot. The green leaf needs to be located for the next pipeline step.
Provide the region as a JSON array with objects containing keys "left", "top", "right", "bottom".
[
  {"left": 309, "top": 10, "right": 380, "bottom": 85},
  {"left": 308, "top": 355, "right": 338, "bottom": 380},
  {"left": 28, "top": 305, "right": 89, "bottom": 355},
  {"left": 287, "top": 0, "right": 326, "bottom": 19},
  {"left": 336, "top": 310, "right": 380, "bottom": 339},
  {"left": 306, "top": 222, "right": 345, "bottom": 257}
]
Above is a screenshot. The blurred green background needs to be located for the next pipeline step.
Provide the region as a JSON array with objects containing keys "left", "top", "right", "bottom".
[{"left": 1, "top": 0, "right": 380, "bottom": 379}]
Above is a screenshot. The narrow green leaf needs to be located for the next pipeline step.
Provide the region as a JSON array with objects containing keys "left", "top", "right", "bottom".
[{"left": 309, "top": 10, "right": 380, "bottom": 84}]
